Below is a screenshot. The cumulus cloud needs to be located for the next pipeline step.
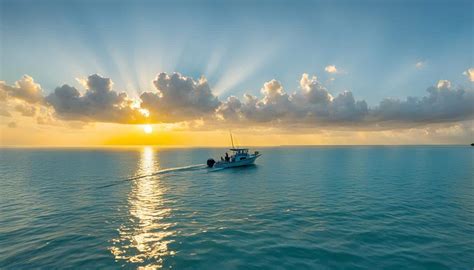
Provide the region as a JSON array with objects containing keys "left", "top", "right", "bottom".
[
  {"left": 216, "top": 96, "right": 242, "bottom": 121},
  {"left": 217, "top": 74, "right": 473, "bottom": 128},
  {"left": 238, "top": 79, "right": 292, "bottom": 122},
  {"left": 46, "top": 74, "right": 147, "bottom": 124},
  {"left": 372, "top": 80, "right": 474, "bottom": 124},
  {"left": 295, "top": 74, "right": 368, "bottom": 122},
  {"left": 0, "top": 75, "right": 44, "bottom": 104},
  {"left": 140, "top": 73, "right": 220, "bottom": 122},
  {"left": 0, "top": 76, "right": 50, "bottom": 121},
  {"left": 7, "top": 121, "right": 17, "bottom": 128},
  {"left": 463, "top": 68, "right": 474, "bottom": 82},
  {"left": 2, "top": 72, "right": 473, "bottom": 129},
  {"left": 324, "top": 65, "right": 338, "bottom": 73},
  {"left": 217, "top": 74, "right": 368, "bottom": 125}
]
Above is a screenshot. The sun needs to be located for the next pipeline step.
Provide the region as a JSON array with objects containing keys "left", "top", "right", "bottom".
[{"left": 143, "top": 125, "right": 153, "bottom": 134}]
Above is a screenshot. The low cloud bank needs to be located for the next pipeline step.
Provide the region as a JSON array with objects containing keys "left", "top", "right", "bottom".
[
  {"left": 372, "top": 83, "right": 473, "bottom": 124},
  {"left": 217, "top": 74, "right": 370, "bottom": 124},
  {"left": 1, "top": 72, "right": 473, "bottom": 130},
  {"left": 217, "top": 74, "right": 473, "bottom": 127}
]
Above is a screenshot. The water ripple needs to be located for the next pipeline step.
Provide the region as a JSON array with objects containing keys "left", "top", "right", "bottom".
[{"left": 1, "top": 146, "right": 473, "bottom": 269}]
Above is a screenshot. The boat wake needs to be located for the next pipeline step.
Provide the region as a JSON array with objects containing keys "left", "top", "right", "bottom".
[
  {"left": 97, "top": 164, "right": 207, "bottom": 189},
  {"left": 130, "top": 163, "right": 207, "bottom": 180}
]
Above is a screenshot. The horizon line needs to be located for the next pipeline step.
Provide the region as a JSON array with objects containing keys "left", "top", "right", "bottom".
[{"left": 0, "top": 143, "right": 471, "bottom": 149}]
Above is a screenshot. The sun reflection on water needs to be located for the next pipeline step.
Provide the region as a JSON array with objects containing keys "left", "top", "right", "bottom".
[{"left": 110, "top": 147, "right": 175, "bottom": 269}]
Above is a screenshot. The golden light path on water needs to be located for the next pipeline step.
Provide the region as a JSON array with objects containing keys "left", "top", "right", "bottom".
[{"left": 110, "top": 147, "right": 176, "bottom": 269}]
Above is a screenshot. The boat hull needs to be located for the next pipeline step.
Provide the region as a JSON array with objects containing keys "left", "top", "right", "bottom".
[{"left": 213, "top": 154, "right": 261, "bottom": 169}]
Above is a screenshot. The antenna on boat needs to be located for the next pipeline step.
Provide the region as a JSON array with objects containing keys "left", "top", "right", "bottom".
[{"left": 230, "top": 130, "right": 235, "bottom": 148}]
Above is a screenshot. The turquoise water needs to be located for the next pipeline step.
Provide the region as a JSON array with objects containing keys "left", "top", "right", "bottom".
[{"left": 0, "top": 146, "right": 473, "bottom": 269}]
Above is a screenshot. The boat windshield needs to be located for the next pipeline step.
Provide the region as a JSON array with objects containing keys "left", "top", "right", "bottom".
[{"left": 230, "top": 149, "right": 248, "bottom": 155}]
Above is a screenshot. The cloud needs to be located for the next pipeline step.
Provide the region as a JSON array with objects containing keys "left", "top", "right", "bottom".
[
  {"left": 35, "top": 106, "right": 60, "bottom": 126},
  {"left": 0, "top": 107, "right": 11, "bottom": 117},
  {"left": 0, "top": 87, "right": 8, "bottom": 102},
  {"left": 436, "top": 80, "right": 451, "bottom": 89},
  {"left": 324, "top": 65, "right": 338, "bottom": 74},
  {"left": 372, "top": 80, "right": 474, "bottom": 124},
  {"left": 218, "top": 74, "right": 369, "bottom": 125},
  {"left": 463, "top": 68, "right": 474, "bottom": 82},
  {"left": 217, "top": 75, "right": 473, "bottom": 128},
  {"left": 14, "top": 103, "right": 36, "bottom": 117},
  {"left": 295, "top": 74, "right": 368, "bottom": 122},
  {"left": 3, "top": 72, "right": 473, "bottom": 130},
  {"left": 3, "top": 72, "right": 221, "bottom": 124},
  {"left": 415, "top": 61, "right": 425, "bottom": 69},
  {"left": 239, "top": 79, "right": 293, "bottom": 122},
  {"left": 0, "top": 75, "right": 44, "bottom": 104},
  {"left": 0, "top": 76, "right": 48, "bottom": 120},
  {"left": 216, "top": 96, "right": 242, "bottom": 121},
  {"left": 46, "top": 74, "right": 147, "bottom": 124},
  {"left": 7, "top": 122, "right": 17, "bottom": 128},
  {"left": 140, "top": 72, "right": 220, "bottom": 122}
]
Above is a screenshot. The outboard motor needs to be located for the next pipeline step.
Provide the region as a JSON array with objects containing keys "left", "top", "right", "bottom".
[{"left": 207, "top": 158, "right": 216, "bottom": 168}]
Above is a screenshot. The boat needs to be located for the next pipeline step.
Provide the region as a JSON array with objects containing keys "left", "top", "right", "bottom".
[{"left": 206, "top": 133, "right": 261, "bottom": 169}]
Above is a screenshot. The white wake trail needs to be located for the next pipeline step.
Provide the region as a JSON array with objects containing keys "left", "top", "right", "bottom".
[{"left": 97, "top": 164, "right": 208, "bottom": 189}]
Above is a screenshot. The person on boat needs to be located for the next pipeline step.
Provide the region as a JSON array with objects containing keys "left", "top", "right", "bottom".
[{"left": 225, "top": 152, "right": 230, "bottom": 162}]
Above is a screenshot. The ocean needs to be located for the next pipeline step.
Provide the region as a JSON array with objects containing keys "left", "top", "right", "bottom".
[{"left": 0, "top": 146, "right": 473, "bottom": 269}]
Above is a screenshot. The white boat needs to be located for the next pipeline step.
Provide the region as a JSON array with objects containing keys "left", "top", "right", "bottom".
[
  {"left": 207, "top": 148, "right": 261, "bottom": 168},
  {"left": 206, "top": 133, "right": 261, "bottom": 169}
]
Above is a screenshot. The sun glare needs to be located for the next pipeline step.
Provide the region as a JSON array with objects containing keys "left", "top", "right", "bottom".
[{"left": 143, "top": 125, "right": 153, "bottom": 134}]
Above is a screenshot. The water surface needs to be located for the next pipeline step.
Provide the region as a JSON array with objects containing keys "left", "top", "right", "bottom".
[{"left": 0, "top": 146, "right": 473, "bottom": 269}]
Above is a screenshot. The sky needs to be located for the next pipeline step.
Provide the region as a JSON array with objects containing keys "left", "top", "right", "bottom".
[{"left": 0, "top": 0, "right": 473, "bottom": 146}]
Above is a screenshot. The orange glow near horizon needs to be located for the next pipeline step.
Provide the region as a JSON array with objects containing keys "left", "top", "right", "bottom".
[{"left": 0, "top": 117, "right": 472, "bottom": 147}]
